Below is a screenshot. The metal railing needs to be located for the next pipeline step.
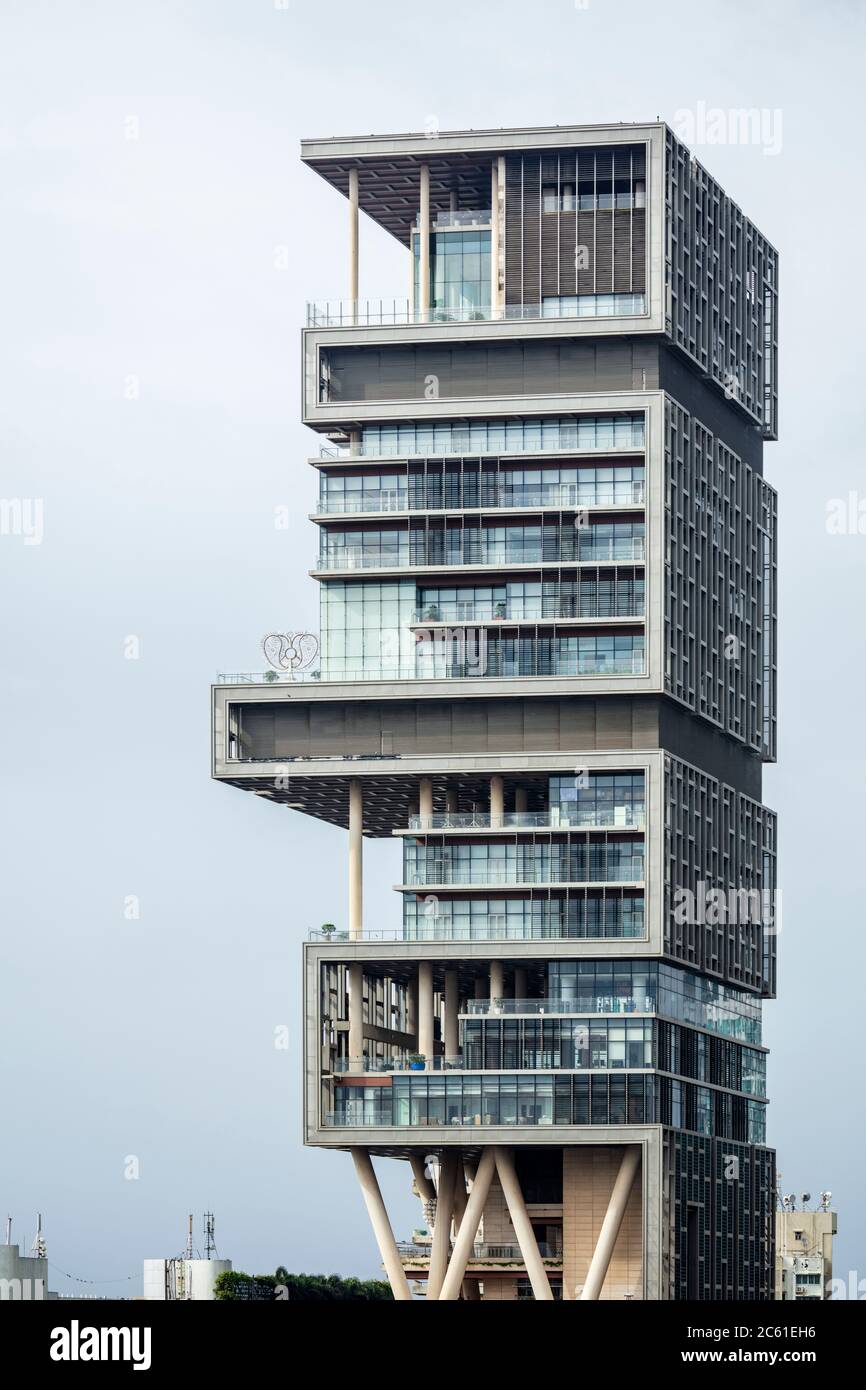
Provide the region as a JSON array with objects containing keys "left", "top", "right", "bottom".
[{"left": 216, "top": 670, "right": 321, "bottom": 685}]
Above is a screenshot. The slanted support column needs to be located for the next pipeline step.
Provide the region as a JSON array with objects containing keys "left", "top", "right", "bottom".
[
  {"left": 444, "top": 970, "right": 459, "bottom": 1059},
  {"left": 348, "top": 167, "right": 359, "bottom": 318},
  {"left": 494, "top": 1147, "right": 554, "bottom": 1300},
  {"left": 348, "top": 779, "right": 363, "bottom": 939},
  {"left": 438, "top": 1148, "right": 496, "bottom": 1301},
  {"left": 410, "top": 1153, "right": 437, "bottom": 1229},
  {"left": 445, "top": 787, "right": 458, "bottom": 814},
  {"left": 474, "top": 976, "right": 486, "bottom": 1000},
  {"left": 579, "top": 1146, "right": 641, "bottom": 1301},
  {"left": 427, "top": 1152, "right": 458, "bottom": 1299},
  {"left": 418, "top": 164, "right": 430, "bottom": 321},
  {"left": 490, "top": 774, "right": 504, "bottom": 828},
  {"left": 418, "top": 961, "right": 434, "bottom": 1065},
  {"left": 514, "top": 787, "right": 528, "bottom": 813},
  {"left": 351, "top": 1150, "right": 412, "bottom": 1301},
  {"left": 514, "top": 967, "right": 527, "bottom": 1000},
  {"left": 419, "top": 776, "right": 433, "bottom": 828},
  {"left": 348, "top": 964, "right": 364, "bottom": 1072}
]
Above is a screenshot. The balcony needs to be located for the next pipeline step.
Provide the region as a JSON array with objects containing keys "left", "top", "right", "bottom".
[
  {"left": 406, "top": 809, "right": 646, "bottom": 831},
  {"left": 217, "top": 653, "right": 647, "bottom": 685},
  {"left": 316, "top": 482, "right": 645, "bottom": 516},
  {"left": 318, "top": 540, "right": 646, "bottom": 570},
  {"left": 316, "top": 483, "right": 644, "bottom": 517},
  {"left": 401, "top": 864, "right": 645, "bottom": 889},
  {"left": 331, "top": 1056, "right": 465, "bottom": 1074},
  {"left": 463, "top": 997, "right": 654, "bottom": 1017},
  {"left": 312, "top": 915, "right": 645, "bottom": 944},
  {"left": 306, "top": 292, "right": 646, "bottom": 328},
  {"left": 412, "top": 598, "right": 645, "bottom": 623},
  {"left": 397, "top": 1241, "right": 561, "bottom": 1263}
]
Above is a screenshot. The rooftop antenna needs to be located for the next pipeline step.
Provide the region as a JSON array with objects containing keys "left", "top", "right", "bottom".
[
  {"left": 203, "top": 1213, "right": 217, "bottom": 1260},
  {"left": 5, "top": 1216, "right": 11, "bottom": 1246},
  {"left": 185, "top": 1214, "right": 194, "bottom": 1261},
  {"left": 30, "top": 1213, "right": 46, "bottom": 1260}
]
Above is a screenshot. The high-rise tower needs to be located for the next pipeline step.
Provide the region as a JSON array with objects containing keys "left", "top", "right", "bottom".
[{"left": 213, "top": 122, "right": 779, "bottom": 1300}]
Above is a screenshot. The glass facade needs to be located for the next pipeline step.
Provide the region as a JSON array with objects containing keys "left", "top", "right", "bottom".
[
  {"left": 415, "top": 631, "right": 644, "bottom": 679},
  {"left": 329, "top": 1073, "right": 765, "bottom": 1142},
  {"left": 319, "top": 520, "right": 645, "bottom": 569},
  {"left": 541, "top": 292, "right": 646, "bottom": 317},
  {"left": 402, "top": 892, "right": 645, "bottom": 941},
  {"left": 549, "top": 772, "right": 646, "bottom": 827},
  {"left": 417, "top": 574, "right": 645, "bottom": 622},
  {"left": 403, "top": 837, "right": 645, "bottom": 886},
  {"left": 463, "top": 1016, "right": 653, "bottom": 1070},
  {"left": 547, "top": 961, "right": 763, "bottom": 1044},
  {"left": 359, "top": 413, "right": 645, "bottom": 458},
  {"left": 319, "top": 579, "right": 416, "bottom": 679},
  {"left": 413, "top": 229, "right": 491, "bottom": 318}
]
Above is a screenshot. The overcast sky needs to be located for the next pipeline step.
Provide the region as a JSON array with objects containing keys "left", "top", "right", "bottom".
[{"left": 1, "top": 0, "right": 864, "bottom": 1296}]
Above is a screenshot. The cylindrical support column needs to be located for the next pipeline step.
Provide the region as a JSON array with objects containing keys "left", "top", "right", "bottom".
[
  {"left": 348, "top": 779, "right": 363, "bottom": 940},
  {"left": 418, "top": 962, "right": 434, "bottom": 1064},
  {"left": 348, "top": 167, "right": 359, "bottom": 317},
  {"left": 351, "top": 1150, "right": 412, "bottom": 1301},
  {"left": 494, "top": 1147, "right": 554, "bottom": 1300},
  {"left": 409, "top": 1153, "right": 436, "bottom": 1205},
  {"left": 474, "top": 976, "right": 486, "bottom": 1000},
  {"left": 514, "top": 787, "right": 528, "bottom": 813},
  {"left": 579, "top": 1146, "right": 641, "bottom": 1301},
  {"left": 444, "top": 970, "right": 459, "bottom": 1059},
  {"left": 445, "top": 787, "right": 458, "bottom": 814},
  {"left": 406, "top": 975, "right": 418, "bottom": 1047},
  {"left": 514, "top": 967, "right": 528, "bottom": 1001},
  {"left": 438, "top": 1148, "right": 496, "bottom": 1301},
  {"left": 348, "top": 964, "right": 364, "bottom": 1071},
  {"left": 489, "top": 960, "right": 504, "bottom": 1004},
  {"left": 418, "top": 164, "right": 430, "bottom": 320},
  {"left": 427, "top": 1151, "right": 458, "bottom": 1299},
  {"left": 490, "top": 774, "right": 504, "bottom": 828},
  {"left": 419, "top": 776, "right": 433, "bottom": 828}
]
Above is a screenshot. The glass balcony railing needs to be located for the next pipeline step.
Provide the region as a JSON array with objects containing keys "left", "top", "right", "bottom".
[
  {"left": 306, "top": 294, "right": 647, "bottom": 328},
  {"left": 219, "top": 654, "right": 646, "bottom": 685},
  {"left": 318, "top": 540, "right": 646, "bottom": 570},
  {"left": 316, "top": 482, "right": 645, "bottom": 515},
  {"left": 310, "top": 919, "right": 645, "bottom": 943},
  {"left": 402, "top": 863, "right": 644, "bottom": 887},
  {"left": 463, "top": 997, "right": 655, "bottom": 1017},
  {"left": 412, "top": 598, "right": 645, "bottom": 622},
  {"left": 332, "top": 1056, "right": 465, "bottom": 1074},
  {"left": 407, "top": 808, "right": 646, "bottom": 830}
]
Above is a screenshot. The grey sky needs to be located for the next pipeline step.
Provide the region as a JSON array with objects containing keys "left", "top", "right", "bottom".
[{"left": 1, "top": 0, "right": 863, "bottom": 1295}]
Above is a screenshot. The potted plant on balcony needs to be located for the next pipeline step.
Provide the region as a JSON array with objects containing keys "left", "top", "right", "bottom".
[
  {"left": 320, "top": 922, "right": 337, "bottom": 940},
  {"left": 407, "top": 1052, "right": 426, "bottom": 1071}
]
